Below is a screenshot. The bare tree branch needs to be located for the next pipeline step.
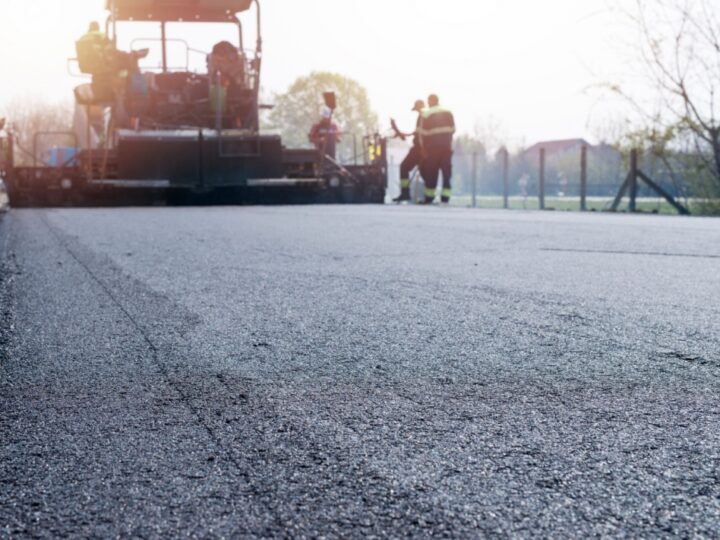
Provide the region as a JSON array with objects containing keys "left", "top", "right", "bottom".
[{"left": 620, "top": 0, "right": 720, "bottom": 196}]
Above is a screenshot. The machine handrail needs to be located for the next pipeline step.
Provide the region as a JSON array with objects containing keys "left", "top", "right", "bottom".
[
  {"left": 66, "top": 58, "right": 90, "bottom": 79},
  {"left": 33, "top": 132, "right": 79, "bottom": 168},
  {"left": 130, "top": 37, "right": 190, "bottom": 72}
]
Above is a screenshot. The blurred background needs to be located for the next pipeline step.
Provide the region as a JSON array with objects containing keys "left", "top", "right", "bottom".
[{"left": 1, "top": 0, "right": 718, "bottom": 211}]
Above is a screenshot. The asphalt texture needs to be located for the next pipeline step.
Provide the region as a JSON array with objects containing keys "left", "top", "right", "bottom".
[{"left": 1, "top": 206, "right": 720, "bottom": 538}]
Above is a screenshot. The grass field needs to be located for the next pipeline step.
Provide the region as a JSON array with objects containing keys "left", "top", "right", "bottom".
[{"left": 446, "top": 195, "right": 689, "bottom": 215}]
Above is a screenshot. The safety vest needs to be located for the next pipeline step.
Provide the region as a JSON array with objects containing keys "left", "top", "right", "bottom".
[
  {"left": 78, "top": 30, "right": 107, "bottom": 42},
  {"left": 420, "top": 106, "right": 455, "bottom": 150},
  {"left": 76, "top": 31, "right": 111, "bottom": 75}
]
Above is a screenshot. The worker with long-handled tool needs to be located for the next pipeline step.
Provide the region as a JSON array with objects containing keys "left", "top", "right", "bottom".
[
  {"left": 309, "top": 106, "right": 342, "bottom": 162},
  {"left": 390, "top": 99, "right": 426, "bottom": 203},
  {"left": 309, "top": 92, "right": 363, "bottom": 190},
  {"left": 419, "top": 94, "right": 455, "bottom": 204}
]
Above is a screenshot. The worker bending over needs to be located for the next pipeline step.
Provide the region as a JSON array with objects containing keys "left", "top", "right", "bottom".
[
  {"left": 309, "top": 106, "right": 341, "bottom": 161},
  {"left": 419, "top": 94, "right": 455, "bottom": 204}
]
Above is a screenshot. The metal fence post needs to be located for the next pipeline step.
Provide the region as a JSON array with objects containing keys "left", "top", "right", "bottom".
[
  {"left": 86, "top": 105, "right": 93, "bottom": 182},
  {"left": 580, "top": 145, "right": 588, "bottom": 211},
  {"left": 503, "top": 149, "right": 509, "bottom": 209},
  {"left": 539, "top": 147, "right": 546, "bottom": 210},
  {"left": 472, "top": 151, "right": 478, "bottom": 209},
  {"left": 629, "top": 148, "right": 638, "bottom": 212}
]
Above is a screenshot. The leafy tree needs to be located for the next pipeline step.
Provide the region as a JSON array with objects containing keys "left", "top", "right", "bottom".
[
  {"left": 454, "top": 134, "right": 487, "bottom": 158},
  {"left": 452, "top": 134, "right": 487, "bottom": 195},
  {"left": 266, "top": 72, "right": 378, "bottom": 149}
]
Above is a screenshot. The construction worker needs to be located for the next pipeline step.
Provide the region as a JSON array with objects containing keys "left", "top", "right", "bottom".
[
  {"left": 309, "top": 106, "right": 341, "bottom": 160},
  {"left": 76, "top": 22, "right": 149, "bottom": 77},
  {"left": 76, "top": 22, "right": 150, "bottom": 125},
  {"left": 419, "top": 94, "right": 456, "bottom": 204},
  {"left": 391, "top": 99, "right": 425, "bottom": 203},
  {"left": 76, "top": 22, "right": 113, "bottom": 74}
]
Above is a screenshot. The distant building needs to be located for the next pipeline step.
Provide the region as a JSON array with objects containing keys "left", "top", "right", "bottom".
[
  {"left": 522, "top": 138, "right": 620, "bottom": 164},
  {"left": 523, "top": 138, "right": 592, "bottom": 157}
]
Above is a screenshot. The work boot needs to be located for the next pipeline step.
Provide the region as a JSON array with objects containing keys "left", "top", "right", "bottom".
[
  {"left": 423, "top": 188, "right": 436, "bottom": 205},
  {"left": 393, "top": 189, "right": 410, "bottom": 203}
]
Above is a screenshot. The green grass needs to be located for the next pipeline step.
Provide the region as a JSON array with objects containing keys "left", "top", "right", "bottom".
[{"left": 447, "top": 196, "right": 688, "bottom": 215}]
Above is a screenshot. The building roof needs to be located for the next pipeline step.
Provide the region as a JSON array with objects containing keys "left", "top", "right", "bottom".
[{"left": 524, "top": 138, "right": 592, "bottom": 155}]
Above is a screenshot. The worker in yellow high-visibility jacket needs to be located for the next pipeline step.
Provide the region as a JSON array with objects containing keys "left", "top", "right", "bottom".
[{"left": 419, "top": 94, "right": 456, "bottom": 204}]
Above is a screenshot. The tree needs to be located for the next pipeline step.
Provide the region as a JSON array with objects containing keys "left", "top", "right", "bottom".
[
  {"left": 1, "top": 98, "right": 74, "bottom": 166},
  {"left": 472, "top": 115, "right": 508, "bottom": 157},
  {"left": 452, "top": 134, "right": 487, "bottom": 195},
  {"left": 266, "top": 72, "right": 378, "bottom": 150},
  {"left": 612, "top": 0, "right": 720, "bottom": 205}
]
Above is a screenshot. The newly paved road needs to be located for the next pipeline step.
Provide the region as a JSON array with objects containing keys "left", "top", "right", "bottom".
[{"left": 1, "top": 206, "right": 719, "bottom": 538}]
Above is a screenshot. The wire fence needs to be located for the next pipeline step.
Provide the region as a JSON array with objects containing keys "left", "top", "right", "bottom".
[{"left": 389, "top": 143, "right": 696, "bottom": 214}]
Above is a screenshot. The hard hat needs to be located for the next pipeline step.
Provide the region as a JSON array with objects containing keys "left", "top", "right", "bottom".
[
  {"left": 411, "top": 100, "right": 425, "bottom": 112},
  {"left": 320, "top": 106, "right": 333, "bottom": 120}
]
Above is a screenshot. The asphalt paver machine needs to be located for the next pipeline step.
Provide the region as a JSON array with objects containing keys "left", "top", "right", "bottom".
[{"left": 4, "top": 0, "right": 387, "bottom": 206}]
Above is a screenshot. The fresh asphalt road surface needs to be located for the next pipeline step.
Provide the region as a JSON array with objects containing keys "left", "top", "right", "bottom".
[{"left": 1, "top": 206, "right": 720, "bottom": 537}]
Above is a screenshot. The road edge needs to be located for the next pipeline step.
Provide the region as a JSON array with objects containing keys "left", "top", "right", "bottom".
[{"left": 0, "top": 212, "right": 15, "bottom": 369}]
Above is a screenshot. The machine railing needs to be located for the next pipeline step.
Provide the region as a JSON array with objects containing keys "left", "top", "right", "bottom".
[
  {"left": 130, "top": 37, "right": 193, "bottom": 72},
  {"left": 32, "top": 132, "right": 79, "bottom": 168}
]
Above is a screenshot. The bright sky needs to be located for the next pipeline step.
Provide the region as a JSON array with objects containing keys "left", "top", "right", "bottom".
[{"left": 0, "top": 0, "right": 635, "bottom": 146}]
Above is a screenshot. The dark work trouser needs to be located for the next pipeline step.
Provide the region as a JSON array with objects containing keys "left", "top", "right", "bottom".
[
  {"left": 423, "top": 147, "right": 453, "bottom": 202},
  {"left": 398, "top": 145, "right": 424, "bottom": 200}
]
